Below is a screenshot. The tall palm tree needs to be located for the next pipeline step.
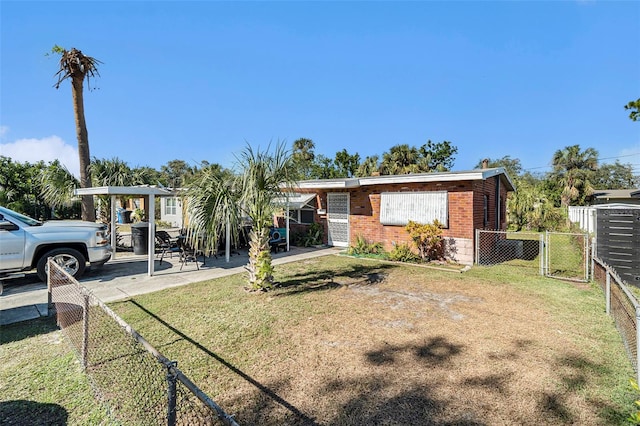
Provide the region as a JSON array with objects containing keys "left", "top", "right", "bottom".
[
  {"left": 551, "top": 145, "right": 598, "bottom": 208},
  {"left": 186, "top": 142, "right": 296, "bottom": 290},
  {"left": 53, "top": 46, "right": 101, "bottom": 222}
]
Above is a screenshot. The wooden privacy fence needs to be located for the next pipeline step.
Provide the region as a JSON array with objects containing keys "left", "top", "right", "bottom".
[{"left": 596, "top": 207, "right": 640, "bottom": 286}]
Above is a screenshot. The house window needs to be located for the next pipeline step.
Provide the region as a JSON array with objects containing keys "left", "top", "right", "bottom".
[
  {"left": 380, "top": 191, "right": 448, "bottom": 226},
  {"left": 287, "top": 208, "right": 315, "bottom": 224},
  {"left": 165, "top": 198, "right": 177, "bottom": 215}
]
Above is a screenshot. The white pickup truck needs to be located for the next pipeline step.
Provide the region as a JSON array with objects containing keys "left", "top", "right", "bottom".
[{"left": 0, "top": 206, "right": 112, "bottom": 283}]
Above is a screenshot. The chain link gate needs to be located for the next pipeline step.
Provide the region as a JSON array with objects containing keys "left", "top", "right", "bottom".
[
  {"left": 476, "top": 230, "right": 590, "bottom": 282},
  {"left": 545, "top": 231, "right": 590, "bottom": 282}
]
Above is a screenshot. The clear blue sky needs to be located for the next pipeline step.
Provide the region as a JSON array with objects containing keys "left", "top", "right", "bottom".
[{"left": 1, "top": 1, "right": 639, "bottom": 179}]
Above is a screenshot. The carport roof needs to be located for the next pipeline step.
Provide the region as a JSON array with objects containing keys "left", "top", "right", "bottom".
[{"left": 74, "top": 185, "right": 175, "bottom": 196}]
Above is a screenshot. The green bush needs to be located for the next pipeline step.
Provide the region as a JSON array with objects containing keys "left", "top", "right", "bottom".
[
  {"left": 387, "top": 242, "right": 420, "bottom": 262},
  {"left": 293, "top": 222, "right": 324, "bottom": 247},
  {"left": 347, "top": 235, "right": 384, "bottom": 256},
  {"left": 405, "top": 220, "right": 445, "bottom": 261}
]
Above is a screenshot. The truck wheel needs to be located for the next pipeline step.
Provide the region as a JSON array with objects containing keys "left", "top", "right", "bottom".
[{"left": 37, "top": 248, "right": 86, "bottom": 282}]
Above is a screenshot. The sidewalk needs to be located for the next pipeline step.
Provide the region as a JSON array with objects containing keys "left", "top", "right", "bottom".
[{"left": 0, "top": 246, "right": 342, "bottom": 326}]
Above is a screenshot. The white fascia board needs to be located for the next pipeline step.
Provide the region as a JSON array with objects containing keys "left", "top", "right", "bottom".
[
  {"left": 74, "top": 186, "right": 174, "bottom": 196},
  {"left": 297, "top": 179, "right": 359, "bottom": 189},
  {"left": 360, "top": 172, "right": 485, "bottom": 186}
]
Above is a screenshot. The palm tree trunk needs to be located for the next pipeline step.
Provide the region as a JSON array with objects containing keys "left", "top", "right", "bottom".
[
  {"left": 72, "top": 76, "right": 96, "bottom": 222},
  {"left": 247, "top": 227, "right": 274, "bottom": 290}
]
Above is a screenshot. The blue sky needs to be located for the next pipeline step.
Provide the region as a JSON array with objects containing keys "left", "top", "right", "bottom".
[{"left": 1, "top": 1, "right": 639, "bottom": 179}]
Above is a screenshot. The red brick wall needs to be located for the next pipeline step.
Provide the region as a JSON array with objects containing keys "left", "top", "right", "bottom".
[{"left": 293, "top": 177, "right": 509, "bottom": 251}]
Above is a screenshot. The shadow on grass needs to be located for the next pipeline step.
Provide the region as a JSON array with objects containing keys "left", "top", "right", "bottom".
[
  {"left": 0, "top": 400, "right": 68, "bottom": 425},
  {"left": 273, "top": 263, "right": 394, "bottom": 297},
  {"left": 365, "top": 336, "right": 464, "bottom": 366},
  {"left": 127, "top": 300, "right": 321, "bottom": 426},
  {"left": 0, "top": 315, "right": 58, "bottom": 344}
]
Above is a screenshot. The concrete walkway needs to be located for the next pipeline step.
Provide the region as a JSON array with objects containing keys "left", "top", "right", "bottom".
[{"left": 0, "top": 246, "right": 342, "bottom": 326}]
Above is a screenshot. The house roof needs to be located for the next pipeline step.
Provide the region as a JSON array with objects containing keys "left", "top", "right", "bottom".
[
  {"left": 591, "top": 189, "right": 640, "bottom": 200},
  {"left": 295, "top": 168, "right": 516, "bottom": 191}
]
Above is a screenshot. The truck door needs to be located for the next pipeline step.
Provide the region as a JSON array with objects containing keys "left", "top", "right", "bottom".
[{"left": 0, "top": 214, "right": 26, "bottom": 270}]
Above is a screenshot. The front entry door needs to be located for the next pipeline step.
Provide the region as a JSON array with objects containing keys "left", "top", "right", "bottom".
[{"left": 327, "top": 192, "right": 349, "bottom": 247}]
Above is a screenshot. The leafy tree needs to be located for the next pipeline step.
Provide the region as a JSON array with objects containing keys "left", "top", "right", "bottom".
[
  {"left": 52, "top": 46, "right": 101, "bottom": 222},
  {"left": 160, "top": 159, "right": 197, "bottom": 188},
  {"left": 333, "top": 149, "right": 361, "bottom": 178},
  {"left": 291, "top": 138, "right": 316, "bottom": 180},
  {"left": 186, "top": 142, "right": 296, "bottom": 291},
  {"left": 551, "top": 145, "right": 598, "bottom": 208},
  {"left": 356, "top": 155, "right": 381, "bottom": 177},
  {"left": 0, "top": 156, "right": 51, "bottom": 218},
  {"left": 310, "top": 154, "right": 340, "bottom": 179},
  {"left": 418, "top": 140, "right": 458, "bottom": 172},
  {"left": 474, "top": 156, "right": 522, "bottom": 179},
  {"left": 625, "top": 98, "right": 640, "bottom": 121},
  {"left": 593, "top": 161, "right": 639, "bottom": 189}
]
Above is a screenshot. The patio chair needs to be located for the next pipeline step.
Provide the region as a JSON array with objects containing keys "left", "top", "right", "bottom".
[
  {"left": 156, "top": 230, "right": 179, "bottom": 264},
  {"left": 176, "top": 236, "right": 202, "bottom": 271}
]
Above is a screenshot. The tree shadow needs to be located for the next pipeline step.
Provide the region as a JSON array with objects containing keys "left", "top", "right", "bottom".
[
  {"left": 126, "top": 300, "right": 320, "bottom": 425},
  {"left": 366, "top": 336, "right": 464, "bottom": 366},
  {"left": 0, "top": 400, "right": 68, "bottom": 425},
  {"left": 273, "top": 263, "right": 394, "bottom": 297}
]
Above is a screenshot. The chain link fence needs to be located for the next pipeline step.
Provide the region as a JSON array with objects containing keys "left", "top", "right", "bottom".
[
  {"left": 47, "top": 260, "right": 239, "bottom": 426},
  {"left": 475, "top": 230, "right": 589, "bottom": 282},
  {"left": 545, "top": 231, "right": 589, "bottom": 282},
  {"left": 593, "top": 257, "right": 640, "bottom": 382},
  {"left": 475, "top": 230, "right": 544, "bottom": 275}
]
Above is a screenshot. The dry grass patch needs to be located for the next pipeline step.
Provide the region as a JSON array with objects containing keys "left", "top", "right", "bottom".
[{"left": 108, "top": 255, "right": 633, "bottom": 425}]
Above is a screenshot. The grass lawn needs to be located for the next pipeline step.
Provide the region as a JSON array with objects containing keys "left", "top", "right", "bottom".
[{"left": 1, "top": 255, "right": 636, "bottom": 425}]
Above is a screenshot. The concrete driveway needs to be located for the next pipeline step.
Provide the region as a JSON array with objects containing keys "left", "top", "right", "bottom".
[{"left": 0, "top": 246, "right": 341, "bottom": 326}]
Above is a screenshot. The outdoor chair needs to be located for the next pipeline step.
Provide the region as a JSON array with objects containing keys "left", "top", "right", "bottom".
[
  {"left": 176, "top": 235, "right": 204, "bottom": 270},
  {"left": 156, "top": 230, "right": 179, "bottom": 264}
]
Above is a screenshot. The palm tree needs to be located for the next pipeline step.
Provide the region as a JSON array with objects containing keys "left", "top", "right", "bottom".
[
  {"left": 186, "top": 142, "right": 296, "bottom": 290},
  {"left": 551, "top": 145, "right": 598, "bottom": 208},
  {"left": 53, "top": 46, "right": 101, "bottom": 222},
  {"left": 380, "top": 144, "right": 421, "bottom": 175},
  {"left": 39, "top": 160, "right": 79, "bottom": 210}
]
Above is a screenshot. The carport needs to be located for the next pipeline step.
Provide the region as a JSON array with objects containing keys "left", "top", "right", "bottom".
[{"left": 74, "top": 185, "right": 174, "bottom": 276}]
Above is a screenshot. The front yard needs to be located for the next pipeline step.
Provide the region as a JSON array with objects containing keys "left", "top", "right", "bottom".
[{"left": 1, "top": 255, "right": 636, "bottom": 424}]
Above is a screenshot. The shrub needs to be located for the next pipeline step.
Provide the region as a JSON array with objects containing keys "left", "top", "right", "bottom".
[
  {"left": 405, "top": 220, "right": 445, "bottom": 261},
  {"left": 387, "top": 242, "right": 420, "bottom": 263},
  {"left": 347, "top": 235, "right": 384, "bottom": 256}
]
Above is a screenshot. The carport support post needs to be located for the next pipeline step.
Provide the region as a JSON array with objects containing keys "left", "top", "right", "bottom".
[
  {"left": 110, "top": 195, "right": 117, "bottom": 260},
  {"left": 148, "top": 195, "right": 155, "bottom": 276}
]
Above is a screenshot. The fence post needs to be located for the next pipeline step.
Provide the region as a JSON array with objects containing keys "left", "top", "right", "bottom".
[
  {"left": 475, "top": 229, "right": 479, "bottom": 265},
  {"left": 81, "top": 291, "right": 90, "bottom": 370},
  {"left": 605, "top": 269, "right": 611, "bottom": 316},
  {"left": 591, "top": 238, "right": 595, "bottom": 283},
  {"left": 167, "top": 361, "right": 178, "bottom": 426},
  {"left": 636, "top": 306, "right": 640, "bottom": 385},
  {"left": 584, "top": 233, "right": 589, "bottom": 282},
  {"left": 539, "top": 233, "right": 544, "bottom": 276},
  {"left": 47, "top": 258, "right": 53, "bottom": 317}
]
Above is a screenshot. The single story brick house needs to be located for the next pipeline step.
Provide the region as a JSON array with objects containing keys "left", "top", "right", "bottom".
[{"left": 283, "top": 167, "right": 515, "bottom": 265}]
